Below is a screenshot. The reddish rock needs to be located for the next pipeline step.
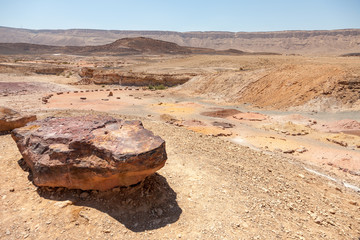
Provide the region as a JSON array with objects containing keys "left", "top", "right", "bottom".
[
  {"left": 11, "top": 116, "right": 167, "bottom": 190},
  {"left": 0, "top": 106, "right": 36, "bottom": 132}
]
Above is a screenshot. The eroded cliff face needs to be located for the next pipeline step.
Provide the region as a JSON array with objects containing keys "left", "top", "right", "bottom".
[
  {"left": 78, "top": 67, "right": 194, "bottom": 86},
  {"left": 1, "top": 27, "right": 360, "bottom": 55}
]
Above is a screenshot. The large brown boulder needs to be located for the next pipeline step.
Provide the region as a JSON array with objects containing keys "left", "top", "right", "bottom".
[
  {"left": 11, "top": 116, "right": 167, "bottom": 190},
  {"left": 0, "top": 106, "right": 36, "bottom": 132}
]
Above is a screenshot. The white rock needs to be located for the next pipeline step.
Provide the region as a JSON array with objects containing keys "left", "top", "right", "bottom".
[{"left": 54, "top": 200, "right": 73, "bottom": 208}]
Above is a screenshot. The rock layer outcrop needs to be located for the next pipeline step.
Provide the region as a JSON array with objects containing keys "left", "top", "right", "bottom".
[
  {"left": 78, "top": 67, "right": 192, "bottom": 86},
  {"left": 0, "top": 106, "right": 36, "bottom": 132},
  {"left": 11, "top": 115, "right": 167, "bottom": 190}
]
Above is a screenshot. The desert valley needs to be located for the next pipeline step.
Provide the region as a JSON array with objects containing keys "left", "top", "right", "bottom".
[{"left": 0, "top": 27, "right": 360, "bottom": 239}]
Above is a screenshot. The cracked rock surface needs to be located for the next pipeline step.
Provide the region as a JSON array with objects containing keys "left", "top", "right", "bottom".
[{"left": 11, "top": 115, "right": 167, "bottom": 190}]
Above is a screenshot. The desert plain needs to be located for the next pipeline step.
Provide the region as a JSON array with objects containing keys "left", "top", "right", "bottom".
[{"left": 0, "top": 37, "right": 360, "bottom": 239}]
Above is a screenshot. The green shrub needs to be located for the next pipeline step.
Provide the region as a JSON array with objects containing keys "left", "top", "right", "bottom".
[{"left": 148, "top": 84, "right": 167, "bottom": 90}]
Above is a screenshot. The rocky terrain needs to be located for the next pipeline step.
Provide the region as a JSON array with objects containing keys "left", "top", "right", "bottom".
[
  {"left": 176, "top": 55, "right": 360, "bottom": 111},
  {"left": 1, "top": 26, "right": 360, "bottom": 55},
  {"left": 0, "top": 42, "right": 359, "bottom": 239}
]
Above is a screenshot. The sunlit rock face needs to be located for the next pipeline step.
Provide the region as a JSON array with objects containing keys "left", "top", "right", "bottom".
[
  {"left": 11, "top": 115, "right": 167, "bottom": 190},
  {"left": 0, "top": 106, "right": 36, "bottom": 132}
]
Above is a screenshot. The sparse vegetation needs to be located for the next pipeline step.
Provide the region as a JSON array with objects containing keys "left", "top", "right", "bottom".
[{"left": 148, "top": 84, "right": 167, "bottom": 90}]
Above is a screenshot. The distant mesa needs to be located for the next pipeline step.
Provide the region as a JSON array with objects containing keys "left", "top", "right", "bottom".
[
  {"left": 1, "top": 26, "right": 360, "bottom": 55},
  {"left": 0, "top": 36, "right": 278, "bottom": 56}
]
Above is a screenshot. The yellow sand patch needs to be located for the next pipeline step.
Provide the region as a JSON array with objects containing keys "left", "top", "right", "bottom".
[
  {"left": 153, "top": 102, "right": 198, "bottom": 115},
  {"left": 246, "top": 135, "right": 307, "bottom": 153},
  {"left": 186, "top": 126, "right": 232, "bottom": 136}
]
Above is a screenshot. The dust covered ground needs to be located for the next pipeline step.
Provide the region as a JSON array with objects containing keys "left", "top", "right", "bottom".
[{"left": 0, "top": 54, "right": 359, "bottom": 239}]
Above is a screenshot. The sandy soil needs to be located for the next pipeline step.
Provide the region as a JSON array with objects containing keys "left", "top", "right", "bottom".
[
  {"left": 0, "top": 54, "right": 360, "bottom": 239},
  {"left": 1, "top": 109, "right": 360, "bottom": 240}
]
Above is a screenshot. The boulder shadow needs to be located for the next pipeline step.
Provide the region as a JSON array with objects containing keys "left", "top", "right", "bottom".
[
  {"left": 17, "top": 158, "right": 182, "bottom": 232},
  {"left": 0, "top": 131, "right": 11, "bottom": 136}
]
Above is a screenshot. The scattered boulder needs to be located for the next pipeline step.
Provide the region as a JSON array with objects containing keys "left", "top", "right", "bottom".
[
  {"left": 11, "top": 115, "right": 167, "bottom": 190},
  {"left": 0, "top": 106, "right": 36, "bottom": 132},
  {"left": 326, "top": 138, "right": 348, "bottom": 147}
]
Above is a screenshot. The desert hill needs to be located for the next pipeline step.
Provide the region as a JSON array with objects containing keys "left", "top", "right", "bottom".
[
  {"left": 1, "top": 26, "right": 360, "bottom": 55},
  {"left": 0, "top": 37, "right": 277, "bottom": 56}
]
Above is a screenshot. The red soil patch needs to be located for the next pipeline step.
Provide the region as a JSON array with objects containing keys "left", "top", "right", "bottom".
[
  {"left": 232, "top": 112, "right": 268, "bottom": 121},
  {"left": 0, "top": 82, "right": 56, "bottom": 95},
  {"left": 201, "top": 108, "right": 241, "bottom": 118}
]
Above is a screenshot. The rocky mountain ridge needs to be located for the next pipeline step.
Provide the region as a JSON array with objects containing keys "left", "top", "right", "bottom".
[
  {"left": 0, "top": 37, "right": 277, "bottom": 55},
  {"left": 1, "top": 26, "right": 359, "bottom": 55}
]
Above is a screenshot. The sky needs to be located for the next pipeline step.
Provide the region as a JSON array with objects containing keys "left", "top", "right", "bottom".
[{"left": 0, "top": 0, "right": 359, "bottom": 32}]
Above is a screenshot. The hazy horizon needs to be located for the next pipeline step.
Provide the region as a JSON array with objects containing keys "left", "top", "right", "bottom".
[
  {"left": 1, "top": 0, "right": 360, "bottom": 32},
  {"left": 1, "top": 25, "right": 360, "bottom": 33}
]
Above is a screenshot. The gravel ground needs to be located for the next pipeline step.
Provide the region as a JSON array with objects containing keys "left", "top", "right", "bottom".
[{"left": 1, "top": 109, "right": 359, "bottom": 240}]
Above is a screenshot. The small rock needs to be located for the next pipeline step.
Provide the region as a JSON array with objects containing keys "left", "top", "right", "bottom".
[
  {"left": 80, "top": 97, "right": 87, "bottom": 100},
  {"left": 108, "top": 91, "right": 113, "bottom": 97},
  {"left": 112, "top": 187, "right": 120, "bottom": 193},
  {"left": 80, "top": 192, "right": 89, "bottom": 199},
  {"left": 283, "top": 149, "right": 295, "bottom": 154},
  {"left": 314, "top": 216, "right": 323, "bottom": 225},
  {"left": 5, "top": 230, "right": 11, "bottom": 235},
  {"left": 328, "top": 208, "right": 336, "bottom": 214},
  {"left": 298, "top": 174, "right": 305, "bottom": 179},
  {"left": 155, "top": 208, "right": 163, "bottom": 216},
  {"left": 54, "top": 200, "right": 73, "bottom": 208},
  {"left": 46, "top": 220, "right": 52, "bottom": 225},
  {"left": 335, "top": 187, "right": 342, "bottom": 192},
  {"left": 349, "top": 200, "right": 358, "bottom": 206},
  {"left": 9, "top": 187, "right": 15, "bottom": 192},
  {"left": 296, "top": 147, "right": 308, "bottom": 153}
]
